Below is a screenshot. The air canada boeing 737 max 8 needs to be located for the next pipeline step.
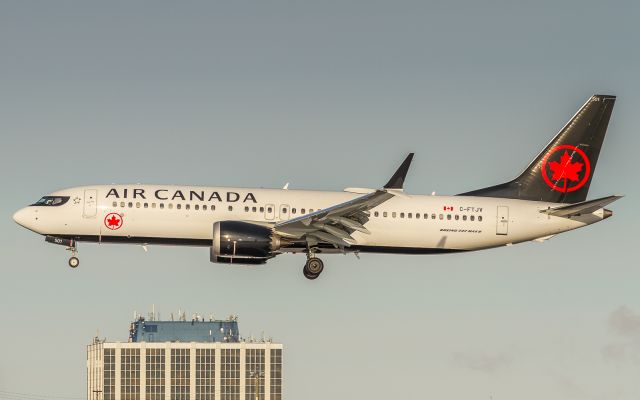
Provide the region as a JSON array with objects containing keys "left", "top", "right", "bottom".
[{"left": 13, "top": 95, "right": 621, "bottom": 279}]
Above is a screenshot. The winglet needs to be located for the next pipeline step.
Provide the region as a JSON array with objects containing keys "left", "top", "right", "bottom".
[{"left": 384, "top": 153, "right": 414, "bottom": 189}]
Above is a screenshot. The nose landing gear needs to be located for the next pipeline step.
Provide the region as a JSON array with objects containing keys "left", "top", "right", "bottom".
[
  {"left": 303, "top": 254, "right": 324, "bottom": 280},
  {"left": 67, "top": 245, "right": 79, "bottom": 269}
]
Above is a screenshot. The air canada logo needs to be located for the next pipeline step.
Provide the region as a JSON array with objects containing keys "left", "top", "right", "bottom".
[
  {"left": 541, "top": 145, "right": 591, "bottom": 193},
  {"left": 104, "top": 213, "right": 123, "bottom": 230}
]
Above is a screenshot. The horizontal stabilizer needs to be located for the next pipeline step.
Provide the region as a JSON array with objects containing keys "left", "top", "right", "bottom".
[{"left": 541, "top": 195, "right": 622, "bottom": 218}]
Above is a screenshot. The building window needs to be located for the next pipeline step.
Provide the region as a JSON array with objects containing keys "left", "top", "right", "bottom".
[
  {"left": 270, "top": 349, "right": 282, "bottom": 400},
  {"left": 171, "top": 349, "right": 190, "bottom": 400},
  {"left": 146, "top": 348, "right": 165, "bottom": 400},
  {"left": 221, "top": 349, "right": 240, "bottom": 400},
  {"left": 196, "top": 349, "right": 215, "bottom": 400},
  {"left": 245, "top": 349, "right": 265, "bottom": 400},
  {"left": 104, "top": 348, "right": 115, "bottom": 400},
  {"left": 121, "top": 348, "right": 140, "bottom": 400}
]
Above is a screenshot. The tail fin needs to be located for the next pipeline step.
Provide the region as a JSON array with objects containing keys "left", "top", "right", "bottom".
[{"left": 461, "top": 94, "right": 616, "bottom": 203}]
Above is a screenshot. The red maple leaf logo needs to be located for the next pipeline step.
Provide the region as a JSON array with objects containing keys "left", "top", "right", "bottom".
[
  {"left": 107, "top": 215, "right": 121, "bottom": 228},
  {"left": 548, "top": 151, "right": 583, "bottom": 182}
]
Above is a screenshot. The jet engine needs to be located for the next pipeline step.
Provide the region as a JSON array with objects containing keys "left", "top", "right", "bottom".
[{"left": 210, "top": 221, "right": 281, "bottom": 264}]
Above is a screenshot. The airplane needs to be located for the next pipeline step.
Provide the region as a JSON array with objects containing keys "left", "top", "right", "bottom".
[{"left": 13, "top": 94, "right": 621, "bottom": 280}]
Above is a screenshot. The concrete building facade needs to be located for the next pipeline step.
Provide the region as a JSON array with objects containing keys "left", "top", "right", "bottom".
[{"left": 87, "top": 315, "right": 282, "bottom": 400}]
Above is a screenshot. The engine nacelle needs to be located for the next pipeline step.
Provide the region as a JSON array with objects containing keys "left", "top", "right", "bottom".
[{"left": 210, "top": 221, "right": 280, "bottom": 265}]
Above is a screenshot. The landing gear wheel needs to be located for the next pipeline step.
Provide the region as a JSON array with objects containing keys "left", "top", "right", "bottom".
[
  {"left": 69, "top": 257, "right": 80, "bottom": 269},
  {"left": 303, "top": 257, "right": 324, "bottom": 280}
]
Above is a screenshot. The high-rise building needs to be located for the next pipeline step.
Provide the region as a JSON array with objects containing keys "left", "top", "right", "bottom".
[{"left": 87, "top": 313, "right": 283, "bottom": 400}]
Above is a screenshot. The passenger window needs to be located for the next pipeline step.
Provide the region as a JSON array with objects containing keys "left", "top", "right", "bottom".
[
  {"left": 408, "top": 213, "right": 412, "bottom": 219},
  {"left": 136, "top": 202, "right": 141, "bottom": 208},
  {"left": 267, "top": 207, "right": 272, "bottom": 213},
  {"left": 252, "top": 207, "right": 257, "bottom": 212},
  {"left": 400, "top": 212, "right": 405, "bottom": 218},
  {"left": 383, "top": 211, "right": 388, "bottom": 217},
  {"left": 260, "top": 207, "right": 265, "bottom": 213},
  {"left": 152, "top": 203, "right": 156, "bottom": 209},
  {"left": 455, "top": 215, "right": 459, "bottom": 220},
  {"left": 177, "top": 204, "right": 182, "bottom": 210},
  {"left": 128, "top": 202, "right": 133, "bottom": 208},
  {"left": 144, "top": 203, "right": 148, "bottom": 209},
  {"left": 186, "top": 204, "right": 190, "bottom": 210},
  {"left": 292, "top": 208, "right": 296, "bottom": 214},
  {"left": 463, "top": 215, "right": 467, "bottom": 221},
  {"left": 195, "top": 205, "right": 199, "bottom": 210},
  {"left": 431, "top": 214, "right": 436, "bottom": 220},
  {"left": 282, "top": 207, "right": 287, "bottom": 213},
  {"left": 439, "top": 214, "right": 443, "bottom": 220},
  {"left": 415, "top": 213, "right": 420, "bottom": 219},
  {"left": 245, "top": 206, "right": 250, "bottom": 212},
  {"left": 120, "top": 202, "right": 125, "bottom": 207},
  {"left": 168, "top": 204, "right": 173, "bottom": 209},
  {"left": 447, "top": 214, "right": 451, "bottom": 220},
  {"left": 392, "top": 212, "right": 397, "bottom": 218},
  {"left": 211, "top": 205, "right": 216, "bottom": 211},
  {"left": 203, "top": 205, "right": 207, "bottom": 211},
  {"left": 310, "top": 209, "right": 314, "bottom": 213},
  {"left": 478, "top": 216, "right": 483, "bottom": 222},
  {"left": 301, "top": 208, "right": 306, "bottom": 214},
  {"left": 470, "top": 215, "right": 475, "bottom": 221},
  {"left": 160, "top": 203, "right": 165, "bottom": 209},
  {"left": 374, "top": 211, "right": 379, "bottom": 217},
  {"left": 228, "top": 206, "right": 233, "bottom": 211},
  {"left": 112, "top": 201, "right": 117, "bottom": 207}
]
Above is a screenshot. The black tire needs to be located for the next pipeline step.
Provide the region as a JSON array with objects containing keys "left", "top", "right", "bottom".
[
  {"left": 306, "top": 257, "right": 324, "bottom": 275},
  {"left": 69, "top": 257, "right": 80, "bottom": 268},
  {"left": 303, "top": 268, "right": 320, "bottom": 280}
]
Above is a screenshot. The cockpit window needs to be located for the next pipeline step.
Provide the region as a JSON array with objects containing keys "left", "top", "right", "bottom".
[{"left": 32, "top": 196, "right": 70, "bottom": 206}]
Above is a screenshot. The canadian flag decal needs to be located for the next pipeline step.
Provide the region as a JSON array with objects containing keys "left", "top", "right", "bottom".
[{"left": 443, "top": 206, "right": 453, "bottom": 211}]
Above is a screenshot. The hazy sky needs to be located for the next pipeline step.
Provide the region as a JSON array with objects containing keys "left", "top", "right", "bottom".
[{"left": 1, "top": 1, "right": 640, "bottom": 399}]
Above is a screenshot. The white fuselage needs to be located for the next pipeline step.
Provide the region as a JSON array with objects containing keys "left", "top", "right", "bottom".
[{"left": 13, "top": 185, "right": 608, "bottom": 254}]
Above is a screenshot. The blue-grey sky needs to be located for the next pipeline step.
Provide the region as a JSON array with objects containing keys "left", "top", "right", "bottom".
[{"left": 1, "top": 1, "right": 639, "bottom": 399}]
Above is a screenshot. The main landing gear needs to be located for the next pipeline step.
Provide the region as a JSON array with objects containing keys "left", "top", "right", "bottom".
[
  {"left": 303, "top": 254, "right": 324, "bottom": 280},
  {"left": 67, "top": 245, "right": 79, "bottom": 269}
]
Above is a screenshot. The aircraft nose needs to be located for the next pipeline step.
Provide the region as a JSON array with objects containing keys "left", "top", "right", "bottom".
[{"left": 13, "top": 207, "right": 31, "bottom": 228}]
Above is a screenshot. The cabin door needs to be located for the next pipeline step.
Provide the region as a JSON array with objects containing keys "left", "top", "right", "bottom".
[
  {"left": 83, "top": 189, "right": 98, "bottom": 218},
  {"left": 496, "top": 206, "right": 509, "bottom": 235}
]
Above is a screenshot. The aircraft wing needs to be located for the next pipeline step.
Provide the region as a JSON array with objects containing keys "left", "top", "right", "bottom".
[
  {"left": 274, "top": 153, "right": 414, "bottom": 247},
  {"left": 540, "top": 195, "right": 622, "bottom": 218}
]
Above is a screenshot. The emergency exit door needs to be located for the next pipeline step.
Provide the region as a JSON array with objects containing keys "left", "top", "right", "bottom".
[
  {"left": 83, "top": 189, "right": 98, "bottom": 218},
  {"left": 496, "top": 206, "right": 509, "bottom": 235}
]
